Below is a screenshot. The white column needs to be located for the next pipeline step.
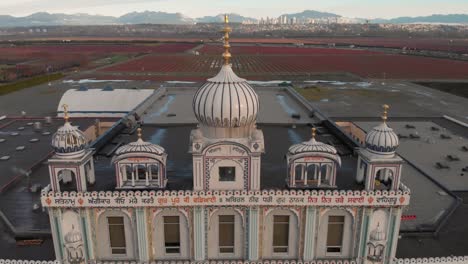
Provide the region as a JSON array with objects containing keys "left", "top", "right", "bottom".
[
  {"left": 303, "top": 207, "right": 316, "bottom": 260},
  {"left": 132, "top": 166, "right": 136, "bottom": 187},
  {"left": 88, "top": 158, "right": 96, "bottom": 184},
  {"left": 193, "top": 207, "right": 206, "bottom": 260},
  {"left": 193, "top": 156, "right": 204, "bottom": 191},
  {"left": 248, "top": 207, "right": 260, "bottom": 260},
  {"left": 250, "top": 155, "right": 261, "bottom": 191},
  {"left": 145, "top": 165, "right": 150, "bottom": 186}
]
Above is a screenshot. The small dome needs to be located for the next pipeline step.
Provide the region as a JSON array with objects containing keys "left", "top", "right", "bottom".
[
  {"left": 115, "top": 129, "right": 165, "bottom": 156},
  {"left": 365, "top": 122, "right": 399, "bottom": 155},
  {"left": 193, "top": 64, "right": 259, "bottom": 128},
  {"left": 51, "top": 121, "right": 88, "bottom": 158},
  {"left": 289, "top": 138, "right": 338, "bottom": 155},
  {"left": 64, "top": 225, "right": 82, "bottom": 244},
  {"left": 370, "top": 223, "right": 386, "bottom": 241}
]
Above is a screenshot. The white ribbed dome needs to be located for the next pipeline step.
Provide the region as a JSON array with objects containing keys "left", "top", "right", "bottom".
[
  {"left": 193, "top": 64, "right": 259, "bottom": 128},
  {"left": 51, "top": 121, "right": 88, "bottom": 158},
  {"left": 115, "top": 138, "right": 165, "bottom": 156},
  {"left": 370, "top": 224, "right": 386, "bottom": 241},
  {"left": 365, "top": 122, "right": 399, "bottom": 155}
]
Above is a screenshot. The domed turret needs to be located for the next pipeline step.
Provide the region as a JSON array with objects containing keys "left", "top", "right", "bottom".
[
  {"left": 365, "top": 105, "right": 399, "bottom": 156},
  {"left": 51, "top": 104, "right": 88, "bottom": 159},
  {"left": 288, "top": 128, "right": 341, "bottom": 165},
  {"left": 193, "top": 65, "right": 259, "bottom": 128},
  {"left": 113, "top": 128, "right": 168, "bottom": 189},
  {"left": 192, "top": 14, "right": 258, "bottom": 133},
  {"left": 286, "top": 128, "right": 341, "bottom": 189}
]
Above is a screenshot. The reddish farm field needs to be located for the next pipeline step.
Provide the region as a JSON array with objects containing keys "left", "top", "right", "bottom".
[
  {"left": 199, "top": 45, "right": 383, "bottom": 55},
  {"left": 99, "top": 47, "right": 468, "bottom": 80},
  {"left": 297, "top": 37, "right": 468, "bottom": 53},
  {"left": 0, "top": 43, "right": 196, "bottom": 56}
]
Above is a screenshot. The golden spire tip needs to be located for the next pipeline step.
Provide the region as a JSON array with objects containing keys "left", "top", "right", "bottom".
[
  {"left": 312, "top": 127, "right": 316, "bottom": 139},
  {"left": 382, "top": 104, "right": 389, "bottom": 122},
  {"left": 222, "top": 14, "right": 231, "bottom": 65},
  {"left": 137, "top": 127, "right": 142, "bottom": 140},
  {"left": 62, "top": 104, "right": 69, "bottom": 122}
]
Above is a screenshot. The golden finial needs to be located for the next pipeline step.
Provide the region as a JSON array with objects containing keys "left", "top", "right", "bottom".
[
  {"left": 137, "top": 127, "right": 142, "bottom": 140},
  {"left": 382, "top": 104, "right": 390, "bottom": 123},
  {"left": 222, "top": 14, "right": 232, "bottom": 65},
  {"left": 311, "top": 127, "right": 317, "bottom": 140},
  {"left": 62, "top": 104, "right": 69, "bottom": 122}
]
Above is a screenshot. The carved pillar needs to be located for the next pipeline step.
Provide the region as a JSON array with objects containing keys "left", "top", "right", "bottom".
[
  {"left": 358, "top": 208, "right": 372, "bottom": 263},
  {"left": 193, "top": 206, "right": 205, "bottom": 260},
  {"left": 248, "top": 207, "right": 260, "bottom": 260},
  {"left": 50, "top": 209, "right": 64, "bottom": 261},
  {"left": 193, "top": 156, "right": 204, "bottom": 191},
  {"left": 385, "top": 208, "right": 402, "bottom": 264},
  {"left": 136, "top": 208, "right": 149, "bottom": 261},
  {"left": 303, "top": 207, "right": 317, "bottom": 260}
]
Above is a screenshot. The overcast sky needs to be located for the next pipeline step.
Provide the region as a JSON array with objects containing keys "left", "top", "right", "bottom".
[{"left": 1, "top": 0, "right": 467, "bottom": 19}]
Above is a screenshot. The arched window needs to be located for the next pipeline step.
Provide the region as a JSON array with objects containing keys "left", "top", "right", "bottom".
[
  {"left": 321, "top": 164, "right": 332, "bottom": 185},
  {"left": 97, "top": 211, "right": 135, "bottom": 259},
  {"left": 263, "top": 209, "right": 298, "bottom": 259},
  {"left": 125, "top": 165, "right": 133, "bottom": 181},
  {"left": 306, "top": 164, "right": 319, "bottom": 185},
  {"left": 375, "top": 168, "right": 394, "bottom": 190},
  {"left": 153, "top": 210, "right": 190, "bottom": 260},
  {"left": 58, "top": 169, "right": 77, "bottom": 192},
  {"left": 295, "top": 164, "right": 304, "bottom": 183},
  {"left": 136, "top": 164, "right": 146, "bottom": 181},
  {"left": 317, "top": 209, "right": 354, "bottom": 258},
  {"left": 208, "top": 209, "right": 244, "bottom": 259},
  {"left": 149, "top": 164, "right": 159, "bottom": 181}
]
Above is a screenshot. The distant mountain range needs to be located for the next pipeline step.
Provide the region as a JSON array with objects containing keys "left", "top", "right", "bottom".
[
  {"left": 371, "top": 14, "right": 468, "bottom": 24},
  {"left": 0, "top": 10, "right": 467, "bottom": 27}
]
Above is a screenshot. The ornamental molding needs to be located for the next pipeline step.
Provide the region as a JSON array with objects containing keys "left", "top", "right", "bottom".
[
  {"left": 41, "top": 189, "right": 410, "bottom": 208},
  {"left": 1, "top": 258, "right": 467, "bottom": 264}
]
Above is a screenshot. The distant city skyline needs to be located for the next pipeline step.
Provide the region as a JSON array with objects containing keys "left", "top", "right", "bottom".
[{"left": 1, "top": 0, "right": 467, "bottom": 19}]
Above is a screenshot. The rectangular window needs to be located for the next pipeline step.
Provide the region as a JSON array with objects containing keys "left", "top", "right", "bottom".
[
  {"left": 108, "top": 217, "right": 126, "bottom": 255},
  {"left": 273, "top": 215, "right": 289, "bottom": 253},
  {"left": 326, "top": 216, "right": 345, "bottom": 253},
  {"left": 164, "top": 216, "right": 181, "bottom": 254},
  {"left": 219, "top": 215, "right": 235, "bottom": 253},
  {"left": 219, "top": 167, "right": 236, "bottom": 182}
]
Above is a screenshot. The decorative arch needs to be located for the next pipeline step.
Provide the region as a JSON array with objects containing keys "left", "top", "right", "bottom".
[
  {"left": 207, "top": 208, "right": 245, "bottom": 259},
  {"left": 375, "top": 168, "right": 395, "bottom": 190},
  {"left": 96, "top": 210, "right": 135, "bottom": 260},
  {"left": 57, "top": 169, "right": 78, "bottom": 192},
  {"left": 316, "top": 208, "right": 355, "bottom": 259},
  {"left": 152, "top": 208, "right": 190, "bottom": 260},
  {"left": 262, "top": 208, "right": 299, "bottom": 259}
]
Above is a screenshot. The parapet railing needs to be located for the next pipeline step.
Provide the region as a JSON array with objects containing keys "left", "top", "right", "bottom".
[
  {"left": 392, "top": 256, "right": 468, "bottom": 264},
  {"left": 1, "top": 258, "right": 468, "bottom": 264}
]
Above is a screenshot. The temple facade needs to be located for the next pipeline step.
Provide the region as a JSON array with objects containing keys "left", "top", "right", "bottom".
[{"left": 41, "top": 16, "right": 410, "bottom": 264}]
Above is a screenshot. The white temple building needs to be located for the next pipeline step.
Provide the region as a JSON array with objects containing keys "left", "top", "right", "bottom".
[{"left": 40, "top": 15, "right": 412, "bottom": 264}]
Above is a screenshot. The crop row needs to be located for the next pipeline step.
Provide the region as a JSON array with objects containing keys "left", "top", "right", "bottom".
[
  {"left": 198, "top": 44, "right": 382, "bottom": 55},
  {"left": 100, "top": 53, "right": 468, "bottom": 79}
]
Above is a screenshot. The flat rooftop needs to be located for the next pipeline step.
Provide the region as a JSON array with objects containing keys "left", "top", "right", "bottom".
[
  {"left": 143, "top": 86, "right": 317, "bottom": 125},
  {"left": 355, "top": 121, "right": 468, "bottom": 191},
  {"left": 89, "top": 124, "right": 359, "bottom": 191}
]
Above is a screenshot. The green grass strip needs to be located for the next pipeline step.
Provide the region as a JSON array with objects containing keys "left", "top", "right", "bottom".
[{"left": 0, "top": 73, "right": 64, "bottom": 96}]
